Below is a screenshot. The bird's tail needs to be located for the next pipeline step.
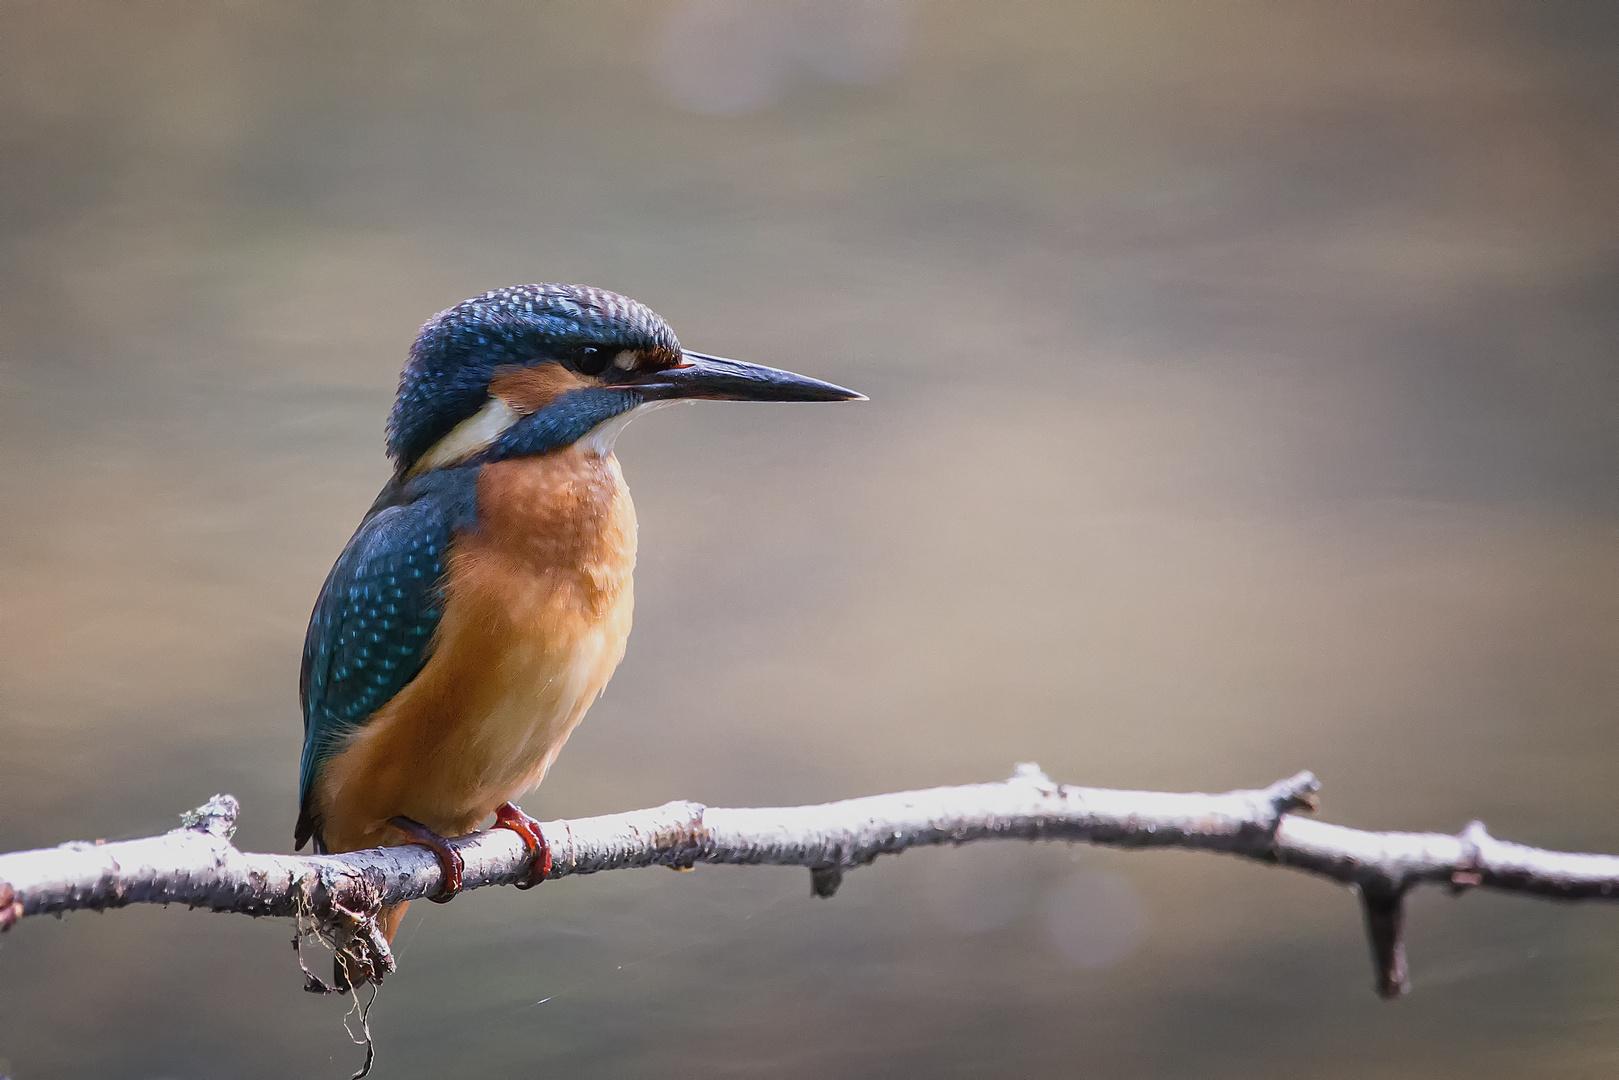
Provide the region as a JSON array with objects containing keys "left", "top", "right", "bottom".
[{"left": 336, "top": 902, "right": 408, "bottom": 991}]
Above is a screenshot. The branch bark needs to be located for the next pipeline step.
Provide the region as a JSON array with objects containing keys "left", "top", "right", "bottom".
[{"left": 2, "top": 765, "right": 1616, "bottom": 997}]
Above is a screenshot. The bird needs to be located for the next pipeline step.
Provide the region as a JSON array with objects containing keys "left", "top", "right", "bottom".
[{"left": 296, "top": 284, "right": 860, "bottom": 986}]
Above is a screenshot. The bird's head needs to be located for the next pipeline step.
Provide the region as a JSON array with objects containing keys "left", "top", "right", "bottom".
[{"left": 389, "top": 284, "right": 861, "bottom": 476}]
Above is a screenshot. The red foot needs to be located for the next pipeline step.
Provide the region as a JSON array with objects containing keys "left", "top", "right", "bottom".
[
  {"left": 0, "top": 880, "right": 21, "bottom": 932},
  {"left": 388, "top": 816, "right": 464, "bottom": 903},
  {"left": 493, "top": 802, "right": 551, "bottom": 889}
]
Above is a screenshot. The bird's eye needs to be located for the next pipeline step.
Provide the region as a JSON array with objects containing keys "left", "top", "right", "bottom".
[{"left": 564, "top": 345, "right": 611, "bottom": 377}]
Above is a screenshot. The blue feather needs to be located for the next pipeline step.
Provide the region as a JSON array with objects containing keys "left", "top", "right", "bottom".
[
  {"left": 491, "top": 388, "right": 642, "bottom": 460},
  {"left": 295, "top": 467, "right": 477, "bottom": 849}
]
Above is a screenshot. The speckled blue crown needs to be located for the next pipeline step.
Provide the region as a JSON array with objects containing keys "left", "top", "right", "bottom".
[{"left": 387, "top": 284, "right": 682, "bottom": 467}]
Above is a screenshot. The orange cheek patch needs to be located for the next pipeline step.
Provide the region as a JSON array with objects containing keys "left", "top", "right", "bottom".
[{"left": 490, "top": 364, "right": 594, "bottom": 414}]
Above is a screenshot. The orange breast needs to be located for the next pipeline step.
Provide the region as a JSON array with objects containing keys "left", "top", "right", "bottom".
[{"left": 314, "top": 447, "right": 636, "bottom": 852}]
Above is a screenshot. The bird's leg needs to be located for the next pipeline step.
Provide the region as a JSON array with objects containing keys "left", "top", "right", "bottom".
[
  {"left": 492, "top": 802, "right": 551, "bottom": 889},
  {"left": 387, "top": 816, "right": 464, "bottom": 903}
]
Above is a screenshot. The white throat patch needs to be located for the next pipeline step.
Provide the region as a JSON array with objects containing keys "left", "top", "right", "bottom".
[{"left": 579, "top": 400, "right": 675, "bottom": 457}]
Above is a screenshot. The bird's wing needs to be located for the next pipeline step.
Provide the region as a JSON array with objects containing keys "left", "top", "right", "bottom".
[{"left": 296, "top": 475, "right": 471, "bottom": 850}]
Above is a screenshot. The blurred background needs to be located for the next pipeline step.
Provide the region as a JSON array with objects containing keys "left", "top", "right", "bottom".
[{"left": 2, "top": 1, "right": 1617, "bottom": 1077}]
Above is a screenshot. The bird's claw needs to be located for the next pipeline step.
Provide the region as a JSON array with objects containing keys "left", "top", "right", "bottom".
[
  {"left": 0, "top": 879, "right": 21, "bottom": 931},
  {"left": 387, "top": 816, "right": 464, "bottom": 902},
  {"left": 493, "top": 802, "right": 551, "bottom": 889}
]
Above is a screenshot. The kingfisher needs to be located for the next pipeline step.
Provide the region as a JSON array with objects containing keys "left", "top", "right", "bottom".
[{"left": 296, "top": 284, "right": 860, "bottom": 984}]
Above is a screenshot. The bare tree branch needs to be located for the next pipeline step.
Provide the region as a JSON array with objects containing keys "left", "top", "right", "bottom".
[{"left": 2, "top": 765, "right": 1616, "bottom": 997}]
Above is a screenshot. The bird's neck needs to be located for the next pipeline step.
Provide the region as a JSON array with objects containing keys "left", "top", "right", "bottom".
[{"left": 469, "top": 448, "right": 637, "bottom": 601}]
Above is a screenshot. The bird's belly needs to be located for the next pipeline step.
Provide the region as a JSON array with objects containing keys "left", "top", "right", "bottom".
[
  {"left": 383, "top": 545, "right": 635, "bottom": 837},
  {"left": 447, "top": 596, "right": 629, "bottom": 813}
]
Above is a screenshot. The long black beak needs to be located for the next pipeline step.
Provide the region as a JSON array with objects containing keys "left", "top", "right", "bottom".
[{"left": 630, "top": 351, "right": 864, "bottom": 403}]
